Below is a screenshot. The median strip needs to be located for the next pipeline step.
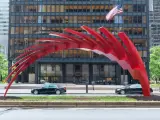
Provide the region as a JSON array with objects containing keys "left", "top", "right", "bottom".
[
  {"left": 0, "top": 96, "right": 137, "bottom": 102},
  {"left": 0, "top": 96, "right": 160, "bottom": 108},
  {"left": 0, "top": 101, "right": 160, "bottom": 108}
]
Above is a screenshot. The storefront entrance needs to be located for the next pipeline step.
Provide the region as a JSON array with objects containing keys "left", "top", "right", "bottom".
[
  {"left": 39, "top": 64, "right": 63, "bottom": 83},
  {"left": 39, "top": 63, "right": 118, "bottom": 85},
  {"left": 66, "top": 64, "right": 89, "bottom": 84},
  {"left": 92, "top": 64, "right": 116, "bottom": 85}
]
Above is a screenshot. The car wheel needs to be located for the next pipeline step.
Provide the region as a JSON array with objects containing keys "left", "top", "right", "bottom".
[
  {"left": 56, "top": 90, "right": 61, "bottom": 95},
  {"left": 120, "top": 90, "right": 125, "bottom": 95},
  {"left": 34, "top": 90, "right": 38, "bottom": 95}
]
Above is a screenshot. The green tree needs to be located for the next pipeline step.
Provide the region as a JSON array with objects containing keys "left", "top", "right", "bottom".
[
  {"left": 0, "top": 45, "right": 8, "bottom": 81},
  {"left": 150, "top": 46, "right": 160, "bottom": 83}
]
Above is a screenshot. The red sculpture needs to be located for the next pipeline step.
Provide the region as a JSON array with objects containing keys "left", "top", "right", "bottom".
[{"left": 4, "top": 26, "right": 150, "bottom": 96}]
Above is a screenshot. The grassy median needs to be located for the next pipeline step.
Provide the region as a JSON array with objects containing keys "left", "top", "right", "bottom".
[{"left": 0, "top": 96, "right": 137, "bottom": 102}]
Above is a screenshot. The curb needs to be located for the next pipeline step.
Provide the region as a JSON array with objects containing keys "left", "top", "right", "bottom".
[{"left": 0, "top": 101, "right": 160, "bottom": 108}]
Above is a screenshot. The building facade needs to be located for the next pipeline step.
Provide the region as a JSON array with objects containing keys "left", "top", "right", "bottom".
[
  {"left": 0, "top": 0, "right": 9, "bottom": 58},
  {"left": 9, "top": 0, "right": 149, "bottom": 84},
  {"left": 0, "top": 45, "right": 5, "bottom": 55},
  {"left": 149, "top": 0, "right": 160, "bottom": 46}
]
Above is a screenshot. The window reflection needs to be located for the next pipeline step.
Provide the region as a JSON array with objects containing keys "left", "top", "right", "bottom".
[
  {"left": 40, "top": 64, "right": 62, "bottom": 83},
  {"left": 10, "top": 3, "right": 148, "bottom": 59},
  {"left": 11, "top": 26, "right": 146, "bottom": 36},
  {"left": 11, "top": 15, "right": 146, "bottom": 24},
  {"left": 64, "top": 49, "right": 91, "bottom": 58},
  {"left": 11, "top": 4, "right": 146, "bottom": 13},
  {"left": 93, "top": 64, "right": 116, "bottom": 85}
]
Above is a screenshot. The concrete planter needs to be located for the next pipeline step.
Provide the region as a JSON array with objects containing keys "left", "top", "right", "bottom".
[{"left": 0, "top": 101, "right": 160, "bottom": 108}]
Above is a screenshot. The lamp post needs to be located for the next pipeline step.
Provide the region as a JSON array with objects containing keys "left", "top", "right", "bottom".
[{"left": 86, "top": 81, "right": 88, "bottom": 93}]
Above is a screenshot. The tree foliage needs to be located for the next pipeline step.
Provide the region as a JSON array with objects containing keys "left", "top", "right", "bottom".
[
  {"left": 0, "top": 45, "right": 8, "bottom": 81},
  {"left": 150, "top": 46, "right": 160, "bottom": 82}
]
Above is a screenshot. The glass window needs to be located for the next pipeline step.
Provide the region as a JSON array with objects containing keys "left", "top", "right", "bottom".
[
  {"left": 42, "top": 5, "right": 47, "bottom": 12},
  {"left": 124, "top": 5, "right": 133, "bottom": 12},
  {"left": 11, "top": 27, "right": 15, "bottom": 34},
  {"left": 143, "top": 51, "right": 147, "bottom": 57},
  {"left": 138, "top": 51, "right": 143, "bottom": 57},
  {"left": 43, "top": 83, "right": 57, "bottom": 88},
  {"left": 46, "top": 5, "right": 51, "bottom": 12},
  {"left": 11, "top": 16, "right": 15, "bottom": 23},
  {"left": 130, "top": 84, "right": 141, "bottom": 88}
]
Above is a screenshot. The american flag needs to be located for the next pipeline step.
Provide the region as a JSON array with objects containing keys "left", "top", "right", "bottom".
[{"left": 106, "top": 5, "right": 123, "bottom": 21}]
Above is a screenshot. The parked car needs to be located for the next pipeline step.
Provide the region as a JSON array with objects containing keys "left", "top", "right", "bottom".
[
  {"left": 115, "top": 84, "right": 153, "bottom": 95},
  {"left": 31, "top": 83, "right": 66, "bottom": 95}
]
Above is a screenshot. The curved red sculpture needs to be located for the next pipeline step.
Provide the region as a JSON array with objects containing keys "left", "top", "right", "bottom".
[{"left": 4, "top": 26, "right": 150, "bottom": 96}]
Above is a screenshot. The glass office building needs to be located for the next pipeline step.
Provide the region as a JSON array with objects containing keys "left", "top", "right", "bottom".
[
  {"left": 0, "top": 0, "right": 9, "bottom": 58},
  {"left": 9, "top": 0, "right": 149, "bottom": 84},
  {"left": 149, "top": 0, "right": 160, "bottom": 46}
]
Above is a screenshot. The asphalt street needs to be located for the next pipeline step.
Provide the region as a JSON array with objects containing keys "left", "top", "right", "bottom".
[
  {"left": 0, "top": 89, "right": 147, "bottom": 96},
  {"left": 0, "top": 84, "right": 159, "bottom": 97},
  {"left": 0, "top": 93, "right": 129, "bottom": 97},
  {"left": 0, "top": 89, "right": 115, "bottom": 94},
  {"left": 0, "top": 108, "right": 160, "bottom": 120},
  {"left": 0, "top": 89, "right": 159, "bottom": 97}
]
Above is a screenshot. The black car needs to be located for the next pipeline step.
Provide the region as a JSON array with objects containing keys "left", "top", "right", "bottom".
[
  {"left": 31, "top": 83, "right": 66, "bottom": 95},
  {"left": 115, "top": 84, "right": 153, "bottom": 95}
]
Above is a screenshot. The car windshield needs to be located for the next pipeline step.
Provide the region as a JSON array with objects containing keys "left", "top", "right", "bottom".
[{"left": 129, "top": 84, "right": 142, "bottom": 88}]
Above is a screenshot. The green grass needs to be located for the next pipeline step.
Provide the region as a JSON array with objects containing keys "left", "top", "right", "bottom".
[
  {"left": 151, "top": 84, "right": 160, "bottom": 88},
  {"left": 1, "top": 96, "right": 137, "bottom": 102}
]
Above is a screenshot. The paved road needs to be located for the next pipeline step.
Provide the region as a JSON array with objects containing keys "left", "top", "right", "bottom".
[
  {"left": 0, "top": 84, "right": 123, "bottom": 90},
  {"left": 0, "top": 89, "right": 147, "bottom": 97},
  {"left": 0, "top": 93, "right": 129, "bottom": 97},
  {"left": 0, "top": 89, "right": 115, "bottom": 94},
  {"left": 0, "top": 108, "right": 160, "bottom": 120},
  {"left": 0, "top": 89, "right": 158, "bottom": 97}
]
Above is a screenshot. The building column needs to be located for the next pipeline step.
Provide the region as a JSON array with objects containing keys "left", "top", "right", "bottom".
[
  {"left": 62, "top": 63, "right": 66, "bottom": 83},
  {"left": 115, "top": 64, "right": 121, "bottom": 85},
  {"left": 127, "top": 71, "right": 132, "bottom": 84},
  {"left": 89, "top": 64, "right": 93, "bottom": 84},
  {"left": 8, "top": 60, "right": 12, "bottom": 83},
  {"left": 21, "top": 72, "right": 25, "bottom": 83},
  {"left": 146, "top": 0, "right": 150, "bottom": 80},
  {"left": 146, "top": 61, "right": 150, "bottom": 80},
  {"left": 35, "top": 62, "right": 39, "bottom": 84},
  {"left": 23, "top": 68, "right": 29, "bottom": 83}
]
